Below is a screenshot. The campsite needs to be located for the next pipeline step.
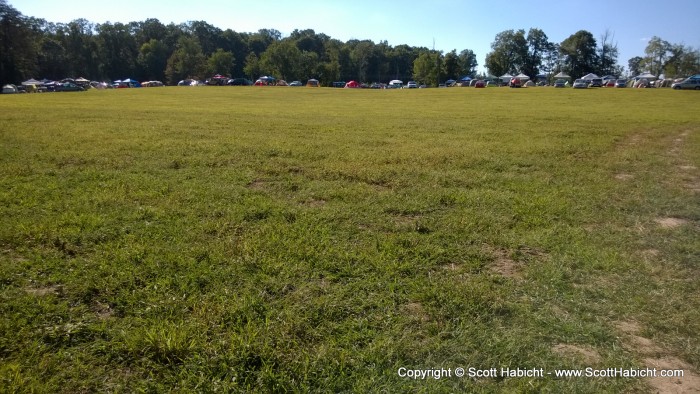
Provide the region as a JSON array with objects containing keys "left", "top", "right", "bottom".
[{"left": 0, "top": 86, "right": 698, "bottom": 392}]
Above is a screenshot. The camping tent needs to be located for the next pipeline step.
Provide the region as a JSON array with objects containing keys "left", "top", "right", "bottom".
[
  {"left": 344, "top": 80, "right": 360, "bottom": 88},
  {"left": 581, "top": 73, "right": 600, "bottom": 80},
  {"left": 523, "top": 80, "right": 535, "bottom": 87},
  {"left": 636, "top": 72, "right": 657, "bottom": 80},
  {"left": 21, "top": 78, "right": 43, "bottom": 86}
]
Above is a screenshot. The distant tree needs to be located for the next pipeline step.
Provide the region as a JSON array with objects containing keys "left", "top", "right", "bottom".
[
  {"left": 37, "top": 36, "right": 67, "bottom": 80},
  {"left": 165, "top": 35, "right": 207, "bottom": 84},
  {"left": 186, "top": 20, "right": 223, "bottom": 56},
  {"left": 522, "top": 28, "right": 551, "bottom": 77},
  {"left": 97, "top": 22, "right": 138, "bottom": 79},
  {"left": 597, "top": 29, "right": 621, "bottom": 76},
  {"left": 0, "top": 0, "right": 40, "bottom": 84},
  {"left": 349, "top": 40, "right": 381, "bottom": 82},
  {"left": 627, "top": 56, "right": 643, "bottom": 77},
  {"left": 413, "top": 50, "right": 440, "bottom": 86},
  {"left": 458, "top": 49, "right": 478, "bottom": 78},
  {"left": 260, "top": 39, "right": 301, "bottom": 80},
  {"left": 63, "top": 19, "right": 100, "bottom": 78},
  {"left": 207, "top": 48, "right": 234, "bottom": 76},
  {"left": 560, "top": 30, "right": 598, "bottom": 78},
  {"left": 388, "top": 44, "right": 417, "bottom": 81},
  {"left": 442, "top": 49, "right": 460, "bottom": 79},
  {"left": 485, "top": 29, "right": 528, "bottom": 76},
  {"left": 138, "top": 39, "right": 168, "bottom": 81},
  {"left": 132, "top": 18, "right": 167, "bottom": 47},
  {"left": 643, "top": 36, "right": 671, "bottom": 75},
  {"left": 298, "top": 50, "right": 319, "bottom": 80},
  {"left": 243, "top": 52, "right": 261, "bottom": 80},
  {"left": 248, "top": 28, "right": 281, "bottom": 56},
  {"left": 664, "top": 44, "right": 700, "bottom": 77},
  {"left": 542, "top": 43, "right": 561, "bottom": 78}
]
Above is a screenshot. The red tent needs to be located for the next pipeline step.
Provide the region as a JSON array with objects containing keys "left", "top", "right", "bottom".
[{"left": 344, "top": 80, "right": 360, "bottom": 88}]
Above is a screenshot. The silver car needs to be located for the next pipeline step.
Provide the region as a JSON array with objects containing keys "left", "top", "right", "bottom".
[
  {"left": 672, "top": 78, "right": 700, "bottom": 90},
  {"left": 572, "top": 79, "right": 588, "bottom": 89}
]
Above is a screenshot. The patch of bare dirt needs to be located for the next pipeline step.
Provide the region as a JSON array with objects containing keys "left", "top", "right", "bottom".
[
  {"left": 302, "top": 198, "right": 326, "bottom": 207},
  {"left": 552, "top": 344, "right": 602, "bottom": 365},
  {"left": 616, "top": 320, "right": 700, "bottom": 393},
  {"left": 93, "top": 301, "right": 114, "bottom": 319},
  {"left": 25, "top": 285, "right": 62, "bottom": 296},
  {"left": 403, "top": 302, "right": 430, "bottom": 323},
  {"left": 655, "top": 217, "right": 688, "bottom": 229},
  {"left": 645, "top": 356, "right": 700, "bottom": 394},
  {"left": 615, "top": 173, "right": 634, "bottom": 180},
  {"left": 247, "top": 179, "right": 269, "bottom": 190}
]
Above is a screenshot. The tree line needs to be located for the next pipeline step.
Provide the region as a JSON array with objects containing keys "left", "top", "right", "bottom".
[
  {"left": 0, "top": 1, "right": 477, "bottom": 86},
  {"left": 1, "top": 0, "right": 697, "bottom": 87},
  {"left": 485, "top": 28, "right": 698, "bottom": 80}
]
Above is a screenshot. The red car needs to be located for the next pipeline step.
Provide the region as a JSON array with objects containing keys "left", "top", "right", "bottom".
[
  {"left": 509, "top": 78, "right": 522, "bottom": 88},
  {"left": 475, "top": 80, "right": 486, "bottom": 88}
]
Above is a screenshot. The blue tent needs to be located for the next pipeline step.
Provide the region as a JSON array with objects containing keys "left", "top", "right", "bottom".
[{"left": 459, "top": 76, "right": 472, "bottom": 82}]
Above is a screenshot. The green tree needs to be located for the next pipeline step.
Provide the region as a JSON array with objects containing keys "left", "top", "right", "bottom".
[
  {"left": 627, "top": 56, "right": 643, "bottom": 77},
  {"left": 165, "top": 35, "right": 206, "bottom": 84},
  {"left": 560, "top": 30, "right": 598, "bottom": 78},
  {"left": 485, "top": 29, "right": 527, "bottom": 76},
  {"left": 138, "top": 39, "right": 168, "bottom": 81},
  {"left": 664, "top": 44, "right": 700, "bottom": 77},
  {"left": 413, "top": 50, "right": 440, "bottom": 86},
  {"left": 458, "top": 49, "right": 478, "bottom": 78},
  {"left": 643, "top": 36, "right": 670, "bottom": 76},
  {"left": 97, "top": 22, "right": 138, "bottom": 79},
  {"left": 597, "top": 29, "right": 621, "bottom": 76},
  {"left": 1, "top": 0, "right": 41, "bottom": 84},
  {"left": 522, "top": 28, "right": 551, "bottom": 77},
  {"left": 243, "top": 52, "right": 261, "bottom": 80},
  {"left": 443, "top": 49, "right": 460, "bottom": 79},
  {"left": 207, "top": 48, "right": 234, "bottom": 76},
  {"left": 260, "top": 39, "right": 301, "bottom": 80}
]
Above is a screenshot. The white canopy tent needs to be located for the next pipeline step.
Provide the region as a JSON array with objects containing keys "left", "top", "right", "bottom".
[
  {"left": 636, "top": 72, "right": 657, "bottom": 80},
  {"left": 500, "top": 73, "right": 513, "bottom": 83},
  {"left": 514, "top": 73, "right": 530, "bottom": 81},
  {"left": 581, "top": 73, "right": 600, "bottom": 80}
]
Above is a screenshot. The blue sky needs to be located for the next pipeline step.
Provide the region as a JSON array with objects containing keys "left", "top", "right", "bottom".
[{"left": 14, "top": 0, "right": 700, "bottom": 73}]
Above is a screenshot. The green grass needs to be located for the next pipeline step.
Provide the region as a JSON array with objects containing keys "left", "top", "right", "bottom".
[{"left": 0, "top": 86, "right": 698, "bottom": 392}]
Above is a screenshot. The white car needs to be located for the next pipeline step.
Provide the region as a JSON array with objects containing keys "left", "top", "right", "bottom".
[
  {"left": 572, "top": 79, "right": 588, "bottom": 89},
  {"left": 406, "top": 81, "right": 418, "bottom": 88}
]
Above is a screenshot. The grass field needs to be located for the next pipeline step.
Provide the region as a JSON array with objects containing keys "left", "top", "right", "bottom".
[{"left": 0, "top": 86, "right": 698, "bottom": 392}]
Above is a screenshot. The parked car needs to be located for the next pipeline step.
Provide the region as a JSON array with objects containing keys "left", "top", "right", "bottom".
[
  {"left": 572, "top": 79, "right": 588, "bottom": 89},
  {"left": 332, "top": 81, "right": 346, "bottom": 88},
  {"left": 554, "top": 79, "right": 567, "bottom": 88},
  {"left": 474, "top": 80, "right": 486, "bottom": 88},
  {"left": 289, "top": 81, "right": 303, "bottom": 86},
  {"left": 406, "top": 81, "right": 418, "bottom": 88},
  {"left": 672, "top": 78, "right": 700, "bottom": 90},
  {"left": 588, "top": 78, "right": 603, "bottom": 87},
  {"left": 509, "top": 78, "right": 522, "bottom": 88},
  {"left": 228, "top": 78, "right": 252, "bottom": 86},
  {"left": 615, "top": 79, "right": 627, "bottom": 88},
  {"left": 56, "top": 82, "right": 85, "bottom": 92}
]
